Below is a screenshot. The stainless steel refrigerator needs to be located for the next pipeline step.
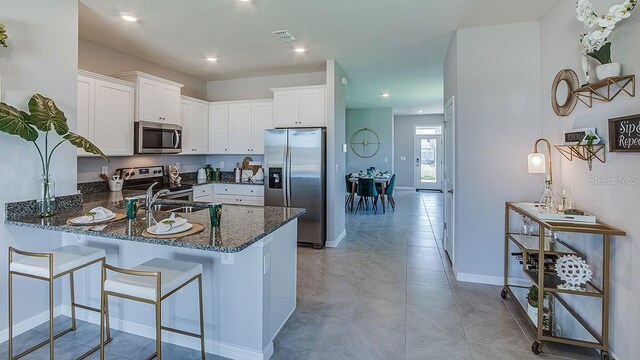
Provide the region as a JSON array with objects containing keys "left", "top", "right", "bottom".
[{"left": 264, "top": 128, "right": 326, "bottom": 248}]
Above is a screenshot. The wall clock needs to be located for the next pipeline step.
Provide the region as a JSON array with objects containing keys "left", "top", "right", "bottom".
[{"left": 350, "top": 128, "right": 380, "bottom": 158}]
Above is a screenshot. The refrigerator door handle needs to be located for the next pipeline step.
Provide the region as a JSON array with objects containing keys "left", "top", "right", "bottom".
[
  {"left": 286, "top": 146, "right": 292, "bottom": 206},
  {"left": 282, "top": 145, "right": 288, "bottom": 206}
]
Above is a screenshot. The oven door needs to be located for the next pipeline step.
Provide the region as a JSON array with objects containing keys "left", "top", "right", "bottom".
[
  {"left": 135, "top": 121, "right": 182, "bottom": 154},
  {"left": 160, "top": 189, "right": 193, "bottom": 202}
]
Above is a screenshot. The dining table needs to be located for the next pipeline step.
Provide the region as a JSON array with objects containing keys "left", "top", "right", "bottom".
[{"left": 348, "top": 173, "right": 392, "bottom": 214}]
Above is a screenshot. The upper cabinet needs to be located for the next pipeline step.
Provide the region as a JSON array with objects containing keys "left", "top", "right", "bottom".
[
  {"left": 180, "top": 96, "right": 209, "bottom": 155},
  {"left": 209, "top": 100, "right": 273, "bottom": 155},
  {"left": 77, "top": 70, "right": 135, "bottom": 157},
  {"left": 114, "top": 71, "right": 183, "bottom": 125},
  {"left": 272, "top": 85, "right": 326, "bottom": 128}
]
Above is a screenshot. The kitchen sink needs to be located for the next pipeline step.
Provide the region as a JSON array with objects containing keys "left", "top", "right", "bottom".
[
  {"left": 146, "top": 204, "right": 182, "bottom": 212},
  {"left": 168, "top": 206, "right": 208, "bottom": 214}
]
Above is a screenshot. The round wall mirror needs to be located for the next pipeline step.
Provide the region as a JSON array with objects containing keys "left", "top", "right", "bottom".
[{"left": 551, "top": 69, "right": 579, "bottom": 117}]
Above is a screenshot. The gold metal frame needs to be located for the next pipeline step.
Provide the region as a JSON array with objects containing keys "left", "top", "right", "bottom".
[
  {"left": 572, "top": 75, "right": 635, "bottom": 108},
  {"left": 532, "top": 138, "right": 553, "bottom": 184},
  {"left": 502, "top": 203, "right": 625, "bottom": 358},
  {"left": 8, "top": 247, "right": 113, "bottom": 360},
  {"left": 99, "top": 263, "right": 205, "bottom": 360}
]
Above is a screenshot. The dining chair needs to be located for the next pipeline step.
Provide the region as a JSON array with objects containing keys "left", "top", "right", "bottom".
[
  {"left": 356, "top": 178, "right": 378, "bottom": 214},
  {"left": 376, "top": 174, "right": 396, "bottom": 211},
  {"left": 345, "top": 175, "right": 357, "bottom": 211}
]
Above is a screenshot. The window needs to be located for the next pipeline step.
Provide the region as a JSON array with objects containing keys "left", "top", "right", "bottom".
[{"left": 415, "top": 126, "right": 442, "bottom": 135}]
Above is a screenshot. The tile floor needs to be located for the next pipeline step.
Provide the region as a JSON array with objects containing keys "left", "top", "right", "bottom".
[{"left": 1, "top": 189, "right": 601, "bottom": 359}]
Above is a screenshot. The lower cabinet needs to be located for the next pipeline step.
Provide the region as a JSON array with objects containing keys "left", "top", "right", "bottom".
[{"left": 192, "top": 184, "right": 264, "bottom": 206}]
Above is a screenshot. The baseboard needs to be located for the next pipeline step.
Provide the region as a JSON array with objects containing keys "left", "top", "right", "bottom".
[
  {"left": 0, "top": 305, "right": 63, "bottom": 343},
  {"left": 61, "top": 305, "right": 270, "bottom": 360},
  {"left": 395, "top": 186, "right": 415, "bottom": 190},
  {"left": 456, "top": 273, "right": 531, "bottom": 287},
  {"left": 325, "top": 229, "right": 346, "bottom": 248}
]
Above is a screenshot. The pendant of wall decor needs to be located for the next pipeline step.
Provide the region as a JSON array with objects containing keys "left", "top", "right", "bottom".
[
  {"left": 350, "top": 128, "right": 380, "bottom": 158},
  {"left": 551, "top": 69, "right": 580, "bottom": 116}
]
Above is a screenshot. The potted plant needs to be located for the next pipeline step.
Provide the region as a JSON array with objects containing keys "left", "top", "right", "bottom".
[
  {"left": 588, "top": 43, "right": 622, "bottom": 80},
  {"left": 0, "top": 22, "right": 7, "bottom": 48},
  {"left": 0, "top": 94, "right": 108, "bottom": 216},
  {"left": 527, "top": 285, "right": 550, "bottom": 330}
]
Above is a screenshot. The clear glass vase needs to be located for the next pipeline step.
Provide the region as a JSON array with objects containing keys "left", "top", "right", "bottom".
[{"left": 37, "top": 175, "right": 56, "bottom": 217}]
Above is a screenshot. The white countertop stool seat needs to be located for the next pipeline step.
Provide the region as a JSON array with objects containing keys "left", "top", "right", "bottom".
[
  {"left": 100, "top": 258, "right": 205, "bottom": 360},
  {"left": 8, "top": 245, "right": 112, "bottom": 359}
]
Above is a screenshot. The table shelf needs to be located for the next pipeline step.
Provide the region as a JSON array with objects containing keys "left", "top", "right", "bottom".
[
  {"left": 508, "top": 233, "right": 577, "bottom": 256},
  {"left": 572, "top": 75, "right": 635, "bottom": 108}
]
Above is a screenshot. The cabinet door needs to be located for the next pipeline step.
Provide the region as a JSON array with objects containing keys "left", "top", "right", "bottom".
[
  {"left": 161, "top": 84, "right": 181, "bottom": 125},
  {"left": 251, "top": 102, "right": 273, "bottom": 154},
  {"left": 138, "top": 77, "right": 163, "bottom": 122},
  {"left": 299, "top": 88, "right": 326, "bottom": 127},
  {"left": 77, "top": 75, "right": 95, "bottom": 156},
  {"left": 273, "top": 91, "right": 299, "bottom": 127},
  {"left": 209, "top": 104, "right": 229, "bottom": 154},
  {"left": 228, "top": 103, "right": 253, "bottom": 154},
  {"left": 93, "top": 80, "right": 135, "bottom": 156},
  {"left": 193, "top": 102, "right": 209, "bottom": 154},
  {"left": 180, "top": 100, "right": 195, "bottom": 154}
]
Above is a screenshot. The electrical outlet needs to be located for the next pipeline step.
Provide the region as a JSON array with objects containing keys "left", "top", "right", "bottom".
[
  {"left": 175, "top": 162, "right": 180, "bottom": 170},
  {"left": 222, "top": 253, "right": 234, "bottom": 265},
  {"left": 101, "top": 166, "right": 108, "bottom": 175},
  {"left": 335, "top": 164, "right": 339, "bottom": 173},
  {"left": 263, "top": 253, "right": 271, "bottom": 274},
  {"left": 385, "top": 158, "right": 388, "bottom": 163},
  {"left": 401, "top": 157, "right": 406, "bottom": 161},
  {"left": 220, "top": 161, "right": 225, "bottom": 169}
]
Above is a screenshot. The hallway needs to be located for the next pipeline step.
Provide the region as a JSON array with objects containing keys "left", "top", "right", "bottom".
[{"left": 274, "top": 190, "right": 599, "bottom": 359}]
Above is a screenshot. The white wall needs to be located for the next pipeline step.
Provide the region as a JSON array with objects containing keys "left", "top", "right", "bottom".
[
  {"left": 346, "top": 108, "right": 394, "bottom": 174},
  {"left": 449, "top": 22, "right": 542, "bottom": 278},
  {"left": 540, "top": 2, "right": 640, "bottom": 358},
  {"left": 207, "top": 71, "right": 326, "bottom": 102},
  {"left": 393, "top": 114, "right": 444, "bottom": 188},
  {"left": 0, "top": 0, "right": 78, "bottom": 339},
  {"left": 326, "top": 60, "right": 347, "bottom": 246}
]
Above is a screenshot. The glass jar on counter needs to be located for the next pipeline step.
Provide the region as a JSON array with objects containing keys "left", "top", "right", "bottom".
[
  {"left": 213, "top": 168, "right": 221, "bottom": 181},
  {"left": 204, "top": 164, "right": 214, "bottom": 181}
]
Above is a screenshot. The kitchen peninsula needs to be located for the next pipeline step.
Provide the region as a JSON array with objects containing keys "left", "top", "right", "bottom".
[{"left": 5, "top": 193, "right": 304, "bottom": 360}]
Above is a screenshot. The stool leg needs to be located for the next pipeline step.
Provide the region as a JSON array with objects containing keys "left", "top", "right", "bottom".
[
  {"left": 155, "top": 274, "right": 162, "bottom": 360},
  {"left": 197, "top": 275, "right": 205, "bottom": 360},
  {"left": 8, "top": 269, "right": 13, "bottom": 360},
  {"left": 49, "top": 277, "right": 54, "bottom": 359},
  {"left": 70, "top": 272, "right": 77, "bottom": 331},
  {"left": 100, "top": 265, "right": 106, "bottom": 360}
]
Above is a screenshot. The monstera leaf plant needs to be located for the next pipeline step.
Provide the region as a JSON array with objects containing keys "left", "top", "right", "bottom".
[{"left": 0, "top": 94, "right": 108, "bottom": 216}]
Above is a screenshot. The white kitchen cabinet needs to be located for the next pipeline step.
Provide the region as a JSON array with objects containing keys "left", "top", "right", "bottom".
[
  {"left": 213, "top": 184, "right": 264, "bottom": 206},
  {"left": 228, "top": 103, "right": 253, "bottom": 154},
  {"left": 77, "top": 70, "right": 135, "bottom": 157},
  {"left": 193, "top": 184, "right": 215, "bottom": 203},
  {"left": 209, "top": 104, "right": 230, "bottom": 154},
  {"left": 210, "top": 100, "right": 273, "bottom": 155},
  {"left": 114, "top": 71, "right": 183, "bottom": 125},
  {"left": 272, "top": 85, "right": 326, "bottom": 128},
  {"left": 180, "top": 96, "right": 209, "bottom": 154}
]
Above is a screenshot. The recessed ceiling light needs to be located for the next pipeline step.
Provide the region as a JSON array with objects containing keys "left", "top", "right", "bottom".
[
  {"left": 381, "top": 92, "right": 390, "bottom": 98},
  {"left": 206, "top": 57, "right": 218, "bottom": 62},
  {"left": 120, "top": 14, "right": 138, "bottom": 22},
  {"left": 294, "top": 47, "right": 307, "bottom": 53},
  {"left": 418, "top": 110, "right": 423, "bottom": 113},
  {"left": 239, "top": 0, "right": 251, "bottom": 2}
]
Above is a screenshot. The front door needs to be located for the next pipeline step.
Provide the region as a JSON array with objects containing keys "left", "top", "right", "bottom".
[{"left": 414, "top": 134, "right": 443, "bottom": 191}]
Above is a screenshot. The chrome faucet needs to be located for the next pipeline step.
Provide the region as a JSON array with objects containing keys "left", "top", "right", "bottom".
[{"left": 145, "top": 182, "right": 170, "bottom": 214}]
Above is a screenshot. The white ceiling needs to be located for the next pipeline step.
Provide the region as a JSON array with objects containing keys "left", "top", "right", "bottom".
[{"left": 78, "top": 0, "right": 558, "bottom": 115}]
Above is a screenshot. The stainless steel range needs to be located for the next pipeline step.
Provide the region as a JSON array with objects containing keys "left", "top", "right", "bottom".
[{"left": 115, "top": 166, "right": 193, "bottom": 201}]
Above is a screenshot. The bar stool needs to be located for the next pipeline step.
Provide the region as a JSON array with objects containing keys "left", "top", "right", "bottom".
[
  {"left": 100, "top": 258, "right": 205, "bottom": 360},
  {"left": 8, "top": 245, "right": 112, "bottom": 360}
]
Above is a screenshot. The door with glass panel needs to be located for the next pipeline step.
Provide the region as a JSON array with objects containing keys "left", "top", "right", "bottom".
[{"left": 414, "top": 126, "right": 443, "bottom": 191}]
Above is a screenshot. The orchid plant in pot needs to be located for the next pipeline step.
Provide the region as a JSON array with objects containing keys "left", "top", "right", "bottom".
[
  {"left": 577, "top": 0, "right": 636, "bottom": 82},
  {"left": 0, "top": 94, "right": 108, "bottom": 217}
]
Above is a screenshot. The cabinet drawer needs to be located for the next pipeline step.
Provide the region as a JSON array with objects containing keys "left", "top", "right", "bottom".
[
  {"left": 193, "top": 185, "right": 212, "bottom": 197},
  {"left": 214, "top": 184, "right": 264, "bottom": 196},
  {"left": 193, "top": 195, "right": 214, "bottom": 203},
  {"left": 215, "top": 194, "right": 263, "bottom": 206}
]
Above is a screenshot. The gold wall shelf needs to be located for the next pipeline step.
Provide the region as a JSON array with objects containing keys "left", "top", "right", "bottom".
[
  {"left": 554, "top": 144, "right": 605, "bottom": 171},
  {"left": 572, "top": 75, "right": 635, "bottom": 108}
]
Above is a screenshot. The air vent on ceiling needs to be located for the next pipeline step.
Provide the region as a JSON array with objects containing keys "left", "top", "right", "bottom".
[{"left": 272, "top": 30, "right": 296, "bottom": 42}]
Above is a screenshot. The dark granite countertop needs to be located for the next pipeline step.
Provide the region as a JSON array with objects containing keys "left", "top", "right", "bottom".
[
  {"left": 183, "top": 179, "right": 265, "bottom": 187},
  {"left": 5, "top": 193, "right": 304, "bottom": 253}
]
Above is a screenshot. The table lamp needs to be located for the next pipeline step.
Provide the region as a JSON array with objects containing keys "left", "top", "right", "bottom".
[{"left": 528, "top": 138, "right": 554, "bottom": 210}]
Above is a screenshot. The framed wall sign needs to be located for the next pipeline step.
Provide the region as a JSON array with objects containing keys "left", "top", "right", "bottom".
[{"left": 608, "top": 114, "right": 640, "bottom": 152}]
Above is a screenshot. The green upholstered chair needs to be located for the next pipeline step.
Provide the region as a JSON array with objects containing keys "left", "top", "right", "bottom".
[
  {"left": 356, "top": 178, "right": 378, "bottom": 214},
  {"left": 376, "top": 174, "right": 396, "bottom": 211}
]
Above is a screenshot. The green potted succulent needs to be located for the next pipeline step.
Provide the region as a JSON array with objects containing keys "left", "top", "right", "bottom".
[
  {"left": 527, "top": 285, "right": 550, "bottom": 330},
  {"left": 0, "top": 94, "right": 108, "bottom": 216}
]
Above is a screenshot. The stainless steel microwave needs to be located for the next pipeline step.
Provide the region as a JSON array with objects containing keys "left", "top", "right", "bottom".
[{"left": 134, "top": 121, "right": 182, "bottom": 154}]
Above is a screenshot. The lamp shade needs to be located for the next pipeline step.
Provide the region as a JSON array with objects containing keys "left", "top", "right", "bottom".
[{"left": 528, "top": 152, "right": 546, "bottom": 174}]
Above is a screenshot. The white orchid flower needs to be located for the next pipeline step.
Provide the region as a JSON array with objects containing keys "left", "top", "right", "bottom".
[
  {"left": 590, "top": 28, "right": 612, "bottom": 41},
  {"left": 611, "top": 4, "right": 632, "bottom": 19},
  {"left": 599, "top": 13, "right": 619, "bottom": 28}
]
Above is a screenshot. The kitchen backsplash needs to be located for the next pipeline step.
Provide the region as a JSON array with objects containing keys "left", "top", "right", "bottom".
[{"left": 78, "top": 154, "right": 264, "bottom": 184}]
